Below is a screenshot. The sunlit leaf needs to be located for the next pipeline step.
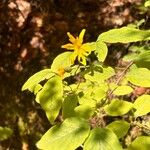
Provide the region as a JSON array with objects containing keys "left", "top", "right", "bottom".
[
  {"left": 95, "top": 41, "right": 108, "bottom": 62},
  {"left": 74, "top": 105, "right": 95, "bottom": 119},
  {"left": 37, "top": 117, "right": 90, "bottom": 150},
  {"left": 145, "top": 1, "right": 150, "bottom": 7},
  {"left": 22, "top": 69, "right": 54, "bottom": 92},
  {"left": 106, "top": 120, "right": 130, "bottom": 139},
  {"left": 134, "top": 94, "right": 150, "bottom": 117},
  {"left": 37, "top": 75, "right": 63, "bottom": 123},
  {"left": 126, "top": 68, "right": 150, "bottom": 87},
  {"left": 104, "top": 99, "right": 133, "bottom": 116},
  {"left": 85, "top": 66, "right": 115, "bottom": 83},
  {"left": 0, "top": 126, "right": 13, "bottom": 141},
  {"left": 113, "top": 86, "right": 133, "bottom": 96},
  {"left": 51, "top": 52, "right": 73, "bottom": 72},
  {"left": 128, "top": 136, "right": 150, "bottom": 150},
  {"left": 84, "top": 128, "right": 122, "bottom": 150},
  {"left": 98, "top": 27, "right": 150, "bottom": 43}
]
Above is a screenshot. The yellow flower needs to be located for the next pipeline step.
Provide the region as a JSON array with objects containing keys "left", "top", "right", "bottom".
[{"left": 61, "top": 29, "right": 91, "bottom": 65}]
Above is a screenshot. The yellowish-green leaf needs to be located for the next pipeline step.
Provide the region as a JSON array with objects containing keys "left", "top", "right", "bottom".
[
  {"left": 37, "top": 75, "right": 63, "bottom": 124},
  {"left": 74, "top": 105, "right": 95, "bottom": 119},
  {"left": 128, "top": 136, "right": 150, "bottom": 150},
  {"left": 95, "top": 41, "right": 108, "bottom": 62},
  {"left": 51, "top": 52, "right": 73, "bottom": 72},
  {"left": 85, "top": 66, "right": 115, "bottom": 83},
  {"left": 113, "top": 86, "right": 133, "bottom": 96},
  {"left": 106, "top": 120, "right": 130, "bottom": 139},
  {"left": 145, "top": 1, "right": 150, "bottom": 7},
  {"left": 36, "top": 117, "right": 90, "bottom": 150},
  {"left": 62, "top": 94, "right": 78, "bottom": 119},
  {"left": 104, "top": 99, "right": 133, "bottom": 116},
  {"left": 84, "top": 128, "right": 122, "bottom": 150},
  {"left": 22, "top": 69, "right": 54, "bottom": 92},
  {"left": 34, "top": 84, "right": 42, "bottom": 95},
  {"left": 134, "top": 94, "right": 150, "bottom": 117},
  {"left": 126, "top": 68, "right": 150, "bottom": 87},
  {"left": 98, "top": 27, "right": 150, "bottom": 43},
  {"left": 0, "top": 126, "right": 13, "bottom": 141}
]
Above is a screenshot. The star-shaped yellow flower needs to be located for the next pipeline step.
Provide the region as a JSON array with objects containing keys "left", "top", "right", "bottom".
[{"left": 61, "top": 29, "right": 91, "bottom": 65}]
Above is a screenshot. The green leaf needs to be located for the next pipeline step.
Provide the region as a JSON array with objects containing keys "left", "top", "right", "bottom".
[
  {"left": 145, "top": 1, "right": 150, "bottom": 7},
  {"left": 134, "top": 51, "right": 150, "bottom": 69},
  {"left": 36, "top": 117, "right": 90, "bottom": 150},
  {"left": 85, "top": 66, "right": 115, "bottom": 83},
  {"left": 37, "top": 75, "right": 63, "bottom": 123},
  {"left": 0, "top": 126, "right": 13, "bottom": 141},
  {"left": 74, "top": 105, "right": 94, "bottom": 119},
  {"left": 113, "top": 86, "right": 133, "bottom": 96},
  {"left": 128, "top": 136, "right": 150, "bottom": 150},
  {"left": 133, "top": 94, "right": 150, "bottom": 117},
  {"left": 22, "top": 69, "right": 54, "bottom": 92},
  {"left": 84, "top": 128, "right": 122, "bottom": 150},
  {"left": 92, "top": 88, "right": 106, "bottom": 102},
  {"left": 34, "top": 84, "right": 42, "bottom": 95},
  {"left": 98, "top": 27, "right": 150, "bottom": 43},
  {"left": 51, "top": 52, "right": 73, "bottom": 72},
  {"left": 126, "top": 68, "right": 150, "bottom": 87},
  {"left": 104, "top": 99, "right": 133, "bottom": 116},
  {"left": 106, "top": 120, "right": 130, "bottom": 139},
  {"left": 62, "top": 94, "right": 78, "bottom": 119},
  {"left": 95, "top": 41, "right": 108, "bottom": 62}
]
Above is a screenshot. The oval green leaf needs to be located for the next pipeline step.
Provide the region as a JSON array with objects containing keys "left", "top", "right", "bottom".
[
  {"left": 37, "top": 75, "right": 63, "bottom": 123},
  {"left": 113, "top": 86, "right": 133, "bottom": 96},
  {"left": 74, "top": 105, "right": 94, "bottom": 119},
  {"left": 22, "top": 69, "right": 54, "bottom": 92},
  {"left": 104, "top": 99, "right": 133, "bottom": 116},
  {"left": 134, "top": 94, "right": 150, "bottom": 117},
  {"left": 62, "top": 94, "right": 78, "bottom": 119},
  {"left": 126, "top": 68, "right": 150, "bottom": 87},
  {"left": 106, "top": 120, "right": 130, "bottom": 139},
  {"left": 37, "top": 117, "right": 90, "bottom": 150},
  {"left": 95, "top": 41, "right": 108, "bottom": 62},
  {"left": 84, "top": 128, "right": 122, "bottom": 150},
  {"left": 98, "top": 27, "right": 150, "bottom": 43},
  {"left": 51, "top": 52, "right": 73, "bottom": 72},
  {"left": 128, "top": 136, "right": 150, "bottom": 150}
]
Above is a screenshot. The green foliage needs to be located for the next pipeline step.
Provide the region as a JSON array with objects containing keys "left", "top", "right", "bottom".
[
  {"left": 106, "top": 120, "right": 130, "bottom": 139},
  {"left": 36, "top": 75, "right": 63, "bottom": 123},
  {"left": 22, "top": 69, "right": 54, "bottom": 92},
  {"left": 145, "top": 1, "right": 150, "bottom": 7},
  {"left": 0, "top": 126, "right": 13, "bottom": 141},
  {"left": 36, "top": 117, "right": 90, "bottom": 150},
  {"left": 128, "top": 136, "right": 150, "bottom": 150},
  {"left": 51, "top": 52, "right": 73, "bottom": 72},
  {"left": 104, "top": 99, "right": 133, "bottom": 116},
  {"left": 133, "top": 94, "right": 150, "bottom": 117},
  {"left": 95, "top": 41, "right": 108, "bottom": 62},
  {"left": 84, "top": 128, "right": 122, "bottom": 150},
  {"left": 98, "top": 27, "right": 150, "bottom": 43},
  {"left": 126, "top": 68, "right": 150, "bottom": 87},
  {"left": 113, "top": 86, "right": 133, "bottom": 96},
  {"left": 22, "top": 26, "right": 150, "bottom": 150}
]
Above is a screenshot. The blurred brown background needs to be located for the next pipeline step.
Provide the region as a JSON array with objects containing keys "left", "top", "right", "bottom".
[{"left": 0, "top": 0, "right": 148, "bottom": 149}]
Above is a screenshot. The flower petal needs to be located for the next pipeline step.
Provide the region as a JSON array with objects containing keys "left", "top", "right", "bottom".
[
  {"left": 79, "top": 29, "right": 86, "bottom": 44},
  {"left": 67, "top": 32, "right": 76, "bottom": 43},
  {"left": 61, "top": 43, "right": 74, "bottom": 50}
]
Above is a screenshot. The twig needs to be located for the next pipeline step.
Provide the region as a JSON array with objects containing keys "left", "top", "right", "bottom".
[{"left": 105, "top": 61, "right": 134, "bottom": 103}]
